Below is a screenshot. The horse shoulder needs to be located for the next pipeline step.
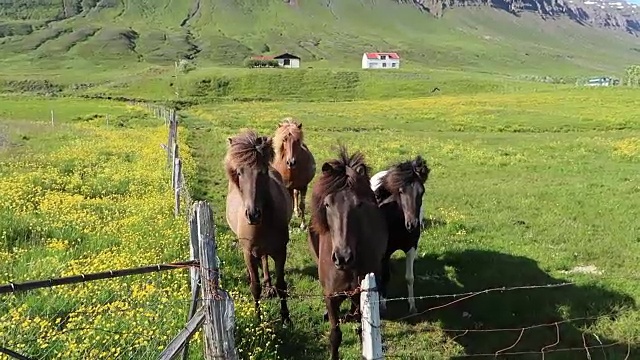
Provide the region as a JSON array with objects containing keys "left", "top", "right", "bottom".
[
  {"left": 307, "top": 226, "right": 320, "bottom": 264},
  {"left": 269, "top": 169, "right": 293, "bottom": 221},
  {"left": 358, "top": 202, "right": 389, "bottom": 260},
  {"left": 225, "top": 182, "right": 242, "bottom": 236}
]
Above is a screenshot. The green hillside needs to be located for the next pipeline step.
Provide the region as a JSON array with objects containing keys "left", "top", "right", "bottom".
[{"left": 0, "top": 0, "right": 638, "bottom": 77}]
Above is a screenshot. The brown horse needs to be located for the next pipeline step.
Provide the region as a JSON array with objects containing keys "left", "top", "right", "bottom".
[
  {"left": 224, "top": 129, "right": 292, "bottom": 325},
  {"left": 272, "top": 117, "right": 316, "bottom": 229},
  {"left": 308, "top": 145, "right": 388, "bottom": 360}
]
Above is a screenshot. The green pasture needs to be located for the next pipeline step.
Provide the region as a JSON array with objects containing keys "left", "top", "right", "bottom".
[{"left": 184, "top": 86, "right": 640, "bottom": 359}]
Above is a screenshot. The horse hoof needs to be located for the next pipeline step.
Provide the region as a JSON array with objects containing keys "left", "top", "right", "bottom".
[
  {"left": 263, "top": 286, "right": 277, "bottom": 299},
  {"left": 282, "top": 316, "right": 293, "bottom": 327},
  {"left": 342, "top": 313, "right": 359, "bottom": 323},
  {"left": 409, "top": 306, "right": 418, "bottom": 314}
]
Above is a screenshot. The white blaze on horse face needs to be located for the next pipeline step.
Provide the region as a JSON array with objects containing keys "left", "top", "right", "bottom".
[{"left": 406, "top": 247, "right": 417, "bottom": 313}]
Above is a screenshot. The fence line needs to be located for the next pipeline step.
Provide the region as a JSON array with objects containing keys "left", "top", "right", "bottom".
[
  {"left": 0, "top": 261, "right": 196, "bottom": 294},
  {"left": 138, "top": 101, "right": 239, "bottom": 360}
]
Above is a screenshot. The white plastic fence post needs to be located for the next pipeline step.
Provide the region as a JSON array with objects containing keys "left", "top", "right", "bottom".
[{"left": 361, "top": 273, "right": 384, "bottom": 360}]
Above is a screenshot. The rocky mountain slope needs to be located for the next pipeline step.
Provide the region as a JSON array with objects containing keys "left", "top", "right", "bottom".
[{"left": 399, "top": 0, "right": 640, "bottom": 34}]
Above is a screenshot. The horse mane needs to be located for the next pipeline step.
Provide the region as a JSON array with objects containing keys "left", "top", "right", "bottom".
[
  {"left": 224, "top": 129, "right": 274, "bottom": 182},
  {"left": 273, "top": 117, "right": 304, "bottom": 159},
  {"left": 311, "top": 145, "right": 376, "bottom": 234},
  {"left": 376, "top": 155, "right": 430, "bottom": 199}
]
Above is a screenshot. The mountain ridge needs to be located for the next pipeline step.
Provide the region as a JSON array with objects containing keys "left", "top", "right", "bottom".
[
  {"left": 395, "top": 0, "right": 640, "bottom": 34},
  {"left": 0, "top": 0, "right": 638, "bottom": 77}
]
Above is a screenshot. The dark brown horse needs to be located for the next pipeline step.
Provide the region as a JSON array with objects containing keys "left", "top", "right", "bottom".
[
  {"left": 272, "top": 117, "right": 316, "bottom": 230},
  {"left": 224, "top": 129, "right": 292, "bottom": 325},
  {"left": 370, "top": 155, "right": 430, "bottom": 314},
  {"left": 308, "top": 146, "right": 388, "bottom": 360}
]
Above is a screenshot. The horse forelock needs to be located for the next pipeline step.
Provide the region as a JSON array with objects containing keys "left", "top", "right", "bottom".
[
  {"left": 274, "top": 118, "right": 304, "bottom": 158},
  {"left": 224, "top": 130, "right": 274, "bottom": 182},
  {"left": 381, "top": 156, "right": 430, "bottom": 193},
  {"left": 310, "top": 147, "right": 375, "bottom": 234}
]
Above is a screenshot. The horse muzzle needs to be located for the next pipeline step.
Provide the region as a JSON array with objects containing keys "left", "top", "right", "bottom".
[
  {"left": 405, "top": 218, "right": 420, "bottom": 232},
  {"left": 246, "top": 208, "right": 262, "bottom": 225},
  {"left": 332, "top": 248, "right": 354, "bottom": 269}
]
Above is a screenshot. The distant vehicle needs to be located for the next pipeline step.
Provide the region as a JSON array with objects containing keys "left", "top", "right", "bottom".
[{"left": 585, "top": 76, "right": 618, "bottom": 86}]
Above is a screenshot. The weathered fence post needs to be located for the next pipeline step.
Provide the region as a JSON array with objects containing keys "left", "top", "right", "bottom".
[
  {"left": 50, "top": 110, "right": 54, "bottom": 127},
  {"left": 196, "top": 201, "right": 238, "bottom": 360},
  {"left": 361, "top": 273, "right": 384, "bottom": 360},
  {"left": 171, "top": 142, "right": 179, "bottom": 189},
  {"left": 189, "top": 204, "right": 200, "bottom": 294},
  {"left": 174, "top": 158, "right": 182, "bottom": 217}
]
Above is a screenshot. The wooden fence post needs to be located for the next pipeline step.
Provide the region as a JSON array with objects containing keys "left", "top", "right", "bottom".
[
  {"left": 196, "top": 201, "right": 238, "bottom": 360},
  {"left": 174, "top": 158, "right": 182, "bottom": 217},
  {"left": 171, "top": 142, "right": 179, "bottom": 189},
  {"left": 361, "top": 273, "right": 384, "bottom": 360}
]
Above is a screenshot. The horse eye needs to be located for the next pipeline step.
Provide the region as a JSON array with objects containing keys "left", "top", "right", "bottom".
[
  {"left": 324, "top": 203, "right": 330, "bottom": 208},
  {"left": 236, "top": 169, "right": 242, "bottom": 177},
  {"left": 398, "top": 188, "right": 404, "bottom": 194}
]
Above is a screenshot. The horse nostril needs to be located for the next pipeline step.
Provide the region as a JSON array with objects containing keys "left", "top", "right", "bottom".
[{"left": 246, "top": 208, "right": 262, "bottom": 224}]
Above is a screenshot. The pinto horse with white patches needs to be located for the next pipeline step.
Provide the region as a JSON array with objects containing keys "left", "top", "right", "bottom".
[{"left": 370, "top": 155, "right": 430, "bottom": 313}]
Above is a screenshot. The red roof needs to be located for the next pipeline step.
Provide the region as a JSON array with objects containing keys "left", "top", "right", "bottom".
[
  {"left": 251, "top": 55, "right": 274, "bottom": 60},
  {"left": 364, "top": 52, "right": 400, "bottom": 59}
]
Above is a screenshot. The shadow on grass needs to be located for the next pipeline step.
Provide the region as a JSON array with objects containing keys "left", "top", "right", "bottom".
[{"left": 383, "top": 249, "right": 638, "bottom": 359}]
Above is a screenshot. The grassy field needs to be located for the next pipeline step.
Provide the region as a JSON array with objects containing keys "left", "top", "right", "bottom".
[{"left": 184, "top": 87, "right": 640, "bottom": 359}]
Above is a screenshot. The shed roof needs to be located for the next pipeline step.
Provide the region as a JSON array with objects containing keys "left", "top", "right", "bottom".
[
  {"left": 364, "top": 52, "right": 400, "bottom": 59},
  {"left": 273, "top": 52, "right": 301, "bottom": 60},
  {"left": 251, "top": 55, "right": 275, "bottom": 60}
]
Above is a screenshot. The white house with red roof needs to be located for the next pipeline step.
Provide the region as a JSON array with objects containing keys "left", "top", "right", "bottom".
[{"left": 361, "top": 52, "right": 400, "bottom": 69}]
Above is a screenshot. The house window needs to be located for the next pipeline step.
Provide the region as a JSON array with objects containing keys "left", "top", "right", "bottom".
[
  {"left": 382, "top": 63, "right": 387, "bottom": 68},
  {"left": 391, "top": 63, "right": 396, "bottom": 67},
  {"left": 283, "top": 59, "right": 291, "bottom": 66},
  {"left": 380, "top": 55, "right": 387, "bottom": 60}
]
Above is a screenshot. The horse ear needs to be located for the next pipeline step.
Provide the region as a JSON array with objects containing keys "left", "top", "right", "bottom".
[
  {"left": 321, "top": 162, "right": 333, "bottom": 174},
  {"left": 355, "top": 164, "right": 366, "bottom": 176},
  {"left": 297, "top": 122, "right": 303, "bottom": 129},
  {"left": 379, "top": 196, "right": 396, "bottom": 206},
  {"left": 263, "top": 136, "right": 273, "bottom": 147}
]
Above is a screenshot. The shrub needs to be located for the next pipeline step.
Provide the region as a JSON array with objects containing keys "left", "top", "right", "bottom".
[{"left": 244, "top": 59, "right": 280, "bottom": 68}]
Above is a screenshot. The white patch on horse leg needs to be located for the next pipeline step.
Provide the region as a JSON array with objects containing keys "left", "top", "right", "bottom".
[
  {"left": 293, "top": 189, "right": 300, "bottom": 218},
  {"left": 406, "top": 247, "right": 417, "bottom": 313}
]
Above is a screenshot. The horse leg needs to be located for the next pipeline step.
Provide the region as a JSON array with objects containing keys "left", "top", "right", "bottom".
[
  {"left": 343, "top": 293, "right": 361, "bottom": 323},
  {"left": 274, "top": 250, "right": 292, "bottom": 325},
  {"left": 420, "top": 201, "right": 426, "bottom": 230},
  {"left": 298, "top": 186, "right": 308, "bottom": 230},
  {"left": 243, "top": 251, "right": 262, "bottom": 321},
  {"left": 289, "top": 188, "right": 297, "bottom": 218},
  {"left": 380, "top": 254, "right": 391, "bottom": 315},
  {"left": 261, "top": 255, "right": 276, "bottom": 298},
  {"left": 406, "top": 247, "right": 417, "bottom": 313},
  {"left": 325, "top": 296, "right": 343, "bottom": 360}
]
